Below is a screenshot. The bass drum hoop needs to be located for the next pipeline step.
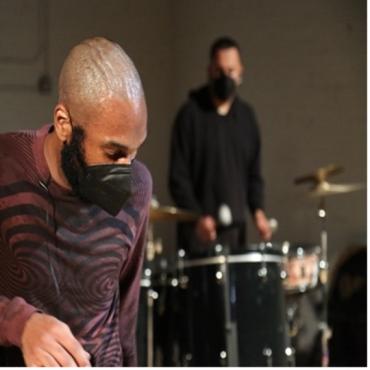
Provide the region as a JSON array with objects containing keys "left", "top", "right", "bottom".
[{"left": 182, "top": 252, "right": 283, "bottom": 269}]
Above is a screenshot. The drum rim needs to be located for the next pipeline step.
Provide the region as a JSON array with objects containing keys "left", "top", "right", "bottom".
[{"left": 182, "top": 252, "right": 284, "bottom": 268}]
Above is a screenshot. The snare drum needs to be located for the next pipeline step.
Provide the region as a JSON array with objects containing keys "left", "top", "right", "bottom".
[
  {"left": 178, "top": 246, "right": 292, "bottom": 366},
  {"left": 283, "top": 243, "right": 321, "bottom": 294}
]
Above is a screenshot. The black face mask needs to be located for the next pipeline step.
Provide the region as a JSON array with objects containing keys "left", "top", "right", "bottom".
[
  {"left": 210, "top": 73, "right": 236, "bottom": 101},
  {"left": 61, "top": 125, "right": 132, "bottom": 216},
  {"left": 211, "top": 74, "right": 236, "bottom": 101}
]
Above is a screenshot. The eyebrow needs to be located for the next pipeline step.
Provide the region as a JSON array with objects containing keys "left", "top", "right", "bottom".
[
  {"left": 102, "top": 141, "right": 130, "bottom": 151},
  {"left": 102, "top": 132, "right": 147, "bottom": 152}
]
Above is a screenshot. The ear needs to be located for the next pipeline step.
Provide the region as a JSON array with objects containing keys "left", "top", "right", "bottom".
[
  {"left": 237, "top": 64, "right": 244, "bottom": 86},
  {"left": 53, "top": 104, "right": 72, "bottom": 143}
]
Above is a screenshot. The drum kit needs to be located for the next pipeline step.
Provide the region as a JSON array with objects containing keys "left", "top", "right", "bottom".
[{"left": 136, "top": 164, "right": 364, "bottom": 367}]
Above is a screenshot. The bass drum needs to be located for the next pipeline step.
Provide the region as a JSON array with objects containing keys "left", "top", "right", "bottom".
[{"left": 179, "top": 244, "right": 292, "bottom": 366}]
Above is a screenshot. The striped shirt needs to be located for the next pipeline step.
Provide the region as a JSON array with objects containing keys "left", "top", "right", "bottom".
[{"left": 0, "top": 124, "right": 152, "bottom": 366}]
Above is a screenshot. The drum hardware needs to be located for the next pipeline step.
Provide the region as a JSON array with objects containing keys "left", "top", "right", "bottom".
[
  {"left": 220, "top": 245, "right": 239, "bottom": 366},
  {"left": 257, "top": 242, "right": 272, "bottom": 281},
  {"left": 146, "top": 288, "right": 159, "bottom": 367},
  {"left": 286, "top": 302, "right": 299, "bottom": 338},
  {"left": 214, "top": 243, "right": 224, "bottom": 254},
  {"left": 138, "top": 199, "right": 198, "bottom": 366},
  {"left": 183, "top": 353, "right": 193, "bottom": 366},
  {"left": 319, "top": 321, "right": 332, "bottom": 367},
  {"left": 316, "top": 188, "right": 348, "bottom": 367},
  {"left": 219, "top": 350, "right": 227, "bottom": 366},
  {"left": 283, "top": 243, "right": 321, "bottom": 294},
  {"left": 177, "top": 249, "right": 189, "bottom": 289},
  {"left": 215, "top": 269, "right": 224, "bottom": 282},
  {"left": 280, "top": 241, "right": 290, "bottom": 281},
  {"left": 295, "top": 164, "right": 365, "bottom": 366},
  {"left": 280, "top": 269, "right": 287, "bottom": 280},
  {"left": 285, "top": 347, "right": 296, "bottom": 367},
  {"left": 262, "top": 347, "right": 273, "bottom": 366},
  {"left": 150, "top": 204, "right": 199, "bottom": 222},
  {"left": 182, "top": 247, "right": 291, "bottom": 366},
  {"left": 263, "top": 344, "right": 295, "bottom": 366}
]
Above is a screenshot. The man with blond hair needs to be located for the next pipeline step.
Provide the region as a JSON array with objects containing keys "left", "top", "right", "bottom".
[{"left": 0, "top": 37, "right": 151, "bottom": 367}]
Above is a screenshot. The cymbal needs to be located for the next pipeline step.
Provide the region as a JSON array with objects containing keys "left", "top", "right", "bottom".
[
  {"left": 150, "top": 206, "right": 199, "bottom": 222},
  {"left": 295, "top": 164, "right": 343, "bottom": 185},
  {"left": 308, "top": 181, "right": 365, "bottom": 198}
]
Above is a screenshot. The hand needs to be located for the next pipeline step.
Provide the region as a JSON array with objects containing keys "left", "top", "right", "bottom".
[
  {"left": 254, "top": 209, "right": 272, "bottom": 241},
  {"left": 195, "top": 216, "right": 217, "bottom": 243},
  {"left": 21, "top": 312, "right": 91, "bottom": 367}
]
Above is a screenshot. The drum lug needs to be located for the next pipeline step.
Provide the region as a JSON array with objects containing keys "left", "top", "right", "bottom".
[
  {"left": 258, "top": 266, "right": 268, "bottom": 279},
  {"left": 215, "top": 270, "right": 224, "bottom": 283},
  {"left": 182, "top": 353, "right": 192, "bottom": 366},
  {"left": 214, "top": 243, "right": 224, "bottom": 254},
  {"left": 148, "top": 289, "right": 159, "bottom": 301},
  {"left": 178, "top": 248, "right": 189, "bottom": 288},
  {"left": 219, "top": 350, "right": 227, "bottom": 365},
  {"left": 285, "top": 347, "right": 296, "bottom": 367},
  {"left": 262, "top": 347, "right": 273, "bottom": 366},
  {"left": 144, "top": 268, "right": 152, "bottom": 278},
  {"left": 179, "top": 275, "right": 189, "bottom": 289},
  {"left": 280, "top": 270, "right": 287, "bottom": 280},
  {"left": 170, "top": 278, "right": 179, "bottom": 287}
]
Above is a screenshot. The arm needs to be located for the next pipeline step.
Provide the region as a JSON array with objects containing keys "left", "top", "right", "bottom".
[
  {"left": 168, "top": 106, "right": 202, "bottom": 213},
  {"left": 118, "top": 162, "right": 152, "bottom": 366},
  {"left": 0, "top": 236, "right": 89, "bottom": 367},
  {"left": 169, "top": 107, "right": 217, "bottom": 242},
  {"left": 118, "top": 213, "right": 148, "bottom": 366},
  {"left": 0, "top": 142, "right": 89, "bottom": 366},
  {"left": 246, "top": 109, "right": 271, "bottom": 241},
  {"left": 247, "top": 110, "right": 264, "bottom": 215},
  {"left": 0, "top": 297, "right": 90, "bottom": 367},
  {"left": 0, "top": 296, "right": 38, "bottom": 347}
]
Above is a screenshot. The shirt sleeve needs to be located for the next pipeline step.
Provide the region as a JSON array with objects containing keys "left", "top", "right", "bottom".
[
  {"left": 118, "top": 162, "right": 152, "bottom": 366},
  {"left": 0, "top": 295, "right": 38, "bottom": 348},
  {"left": 168, "top": 105, "right": 202, "bottom": 213},
  {"left": 247, "top": 108, "right": 265, "bottom": 214},
  {"left": 118, "top": 212, "right": 148, "bottom": 366},
  {"left": 0, "top": 217, "right": 39, "bottom": 349}
]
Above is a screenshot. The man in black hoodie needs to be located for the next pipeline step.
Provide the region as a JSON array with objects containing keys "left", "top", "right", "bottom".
[{"left": 169, "top": 36, "right": 271, "bottom": 254}]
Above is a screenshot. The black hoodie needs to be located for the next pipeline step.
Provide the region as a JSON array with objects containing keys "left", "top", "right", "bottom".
[{"left": 169, "top": 85, "right": 264, "bottom": 250}]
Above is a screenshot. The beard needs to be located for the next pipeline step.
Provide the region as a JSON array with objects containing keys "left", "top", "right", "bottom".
[{"left": 60, "top": 125, "right": 87, "bottom": 196}]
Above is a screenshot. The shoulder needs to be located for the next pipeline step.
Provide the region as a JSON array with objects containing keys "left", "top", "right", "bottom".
[
  {"left": 175, "top": 99, "right": 198, "bottom": 126},
  {"left": 235, "top": 97, "right": 256, "bottom": 117},
  {"left": 131, "top": 160, "right": 153, "bottom": 209},
  {"left": 0, "top": 129, "right": 33, "bottom": 154},
  {"left": 174, "top": 85, "right": 210, "bottom": 124},
  {"left": 0, "top": 130, "right": 36, "bottom": 183},
  {"left": 235, "top": 97, "right": 260, "bottom": 131}
]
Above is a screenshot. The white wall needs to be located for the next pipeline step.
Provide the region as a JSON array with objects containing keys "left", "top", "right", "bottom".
[{"left": 0, "top": 0, "right": 366, "bottom": 268}]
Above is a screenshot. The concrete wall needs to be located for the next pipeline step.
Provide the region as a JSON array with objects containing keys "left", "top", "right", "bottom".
[{"left": 0, "top": 0, "right": 366, "bottom": 268}]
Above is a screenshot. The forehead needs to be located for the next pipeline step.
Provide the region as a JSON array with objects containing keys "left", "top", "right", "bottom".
[
  {"left": 212, "top": 47, "right": 242, "bottom": 68},
  {"left": 84, "top": 97, "right": 147, "bottom": 148}
]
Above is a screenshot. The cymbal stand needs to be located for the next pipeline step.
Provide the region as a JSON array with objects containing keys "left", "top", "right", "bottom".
[{"left": 317, "top": 197, "right": 332, "bottom": 367}]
